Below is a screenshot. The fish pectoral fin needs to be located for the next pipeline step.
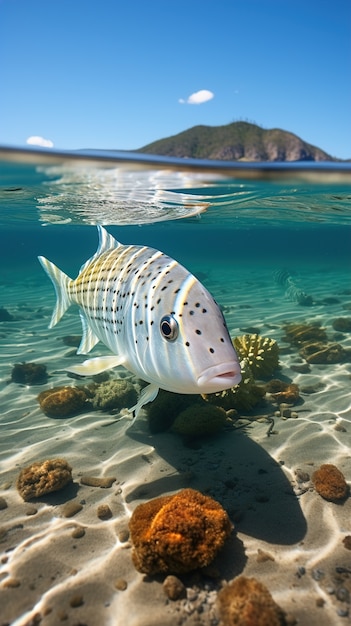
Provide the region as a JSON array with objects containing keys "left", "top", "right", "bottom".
[
  {"left": 128, "top": 383, "right": 159, "bottom": 420},
  {"left": 67, "top": 355, "right": 125, "bottom": 376}
]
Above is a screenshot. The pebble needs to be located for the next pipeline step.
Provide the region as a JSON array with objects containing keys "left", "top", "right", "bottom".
[
  {"left": 25, "top": 506, "right": 38, "bottom": 516},
  {"left": 97, "top": 504, "right": 112, "bottom": 520},
  {"left": 69, "top": 593, "right": 84, "bottom": 608},
  {"left": 3, "top": 577, "right": 21, "bottom": 588},
  {"left": 336, "top": 588, "right": 350, "bottom": 603},
  {"left": 115, "top": 578, "right": 128, "bottom": 591},
  {"left": 71, "top": 526, "right": 86, "bottom": 539},
  {"left": 118, "top": 529, "right": 129, "bottom": 543},
  {"left": 80, "top": 476, "right": 116, "bottom": 488},
  {"left": 0, "top": 496, "right": 8, "bottom": 510},
  {"left": 163, "top": 575, "right": 186, "bottom": 600},
  {"left": 62, "top": 501, "right": 83, "bottom": 518},
  {"left": 312, "top": 568, "right": 325, "bottom": 581}
]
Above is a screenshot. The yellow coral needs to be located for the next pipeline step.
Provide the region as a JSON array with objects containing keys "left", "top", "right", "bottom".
[{"left": 233, "top": 334, "right": 279, "bottom": 379}]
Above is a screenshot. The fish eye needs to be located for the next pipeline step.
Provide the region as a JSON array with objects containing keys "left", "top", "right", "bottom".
[{"left": 160, "top": 315, "right": 178, "bottom": 341}]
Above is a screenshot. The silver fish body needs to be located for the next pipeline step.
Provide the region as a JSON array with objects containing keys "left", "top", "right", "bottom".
[{"left": 39, "top": 226, "right": 241, "bottom": 416}]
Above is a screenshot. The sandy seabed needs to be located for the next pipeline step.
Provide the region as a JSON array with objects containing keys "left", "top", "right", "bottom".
[{"left": 0, "top": 259, "right": 351, "bottom": 626}]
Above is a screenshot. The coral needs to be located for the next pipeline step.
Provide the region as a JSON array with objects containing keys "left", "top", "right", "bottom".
[
  {"left": 16, "top": 458, "right": 72, "bottom": 501},
  {"left": 91, "top": 378, "right": 137, "bottom": 412},
  {"left": 203, "top": 362, "right": 265, "bottom": 413},
  {"left": 217, "top": 576, "right": 287, "bottom": 626},
  {"left": 11, "top": 362, "right": 48, "bottom": 385},
  {"left": 299, "top": 341, "right": 346, "bottom": 364},
  {"left": 312, "top": 464, "right": 349, "bottom": 502},
  {"left": 145, "top": 389, "right": 198, "bottom": 433},
  {"left": 129, "top": 488, "right": 232, "bottom": 575},
  {"left": 37, "top": 386, "right": 87, "bottom": 417},
  {"left": 282, "top": 322, "right": 327, "bottom": 346},
  {"left": 332, "top": 317, "right": 351, "bottom": 332},
  {"left": 232, "top": 334, "right": 279, "bottom": 379},
  {"left": 265, "top": 379, "right": 300, "bottom": 405},
  {"left": 171, "top": 404, "right": 227, "bottom": 439}
]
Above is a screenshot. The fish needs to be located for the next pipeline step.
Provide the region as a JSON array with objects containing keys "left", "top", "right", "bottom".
[{"left": 38, "top": 226, "right": 241, "bottom": 418}]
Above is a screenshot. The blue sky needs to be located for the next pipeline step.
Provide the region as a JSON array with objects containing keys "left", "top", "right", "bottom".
[{"left": 0, "top": 0, "right": 350, "bottom": 158}]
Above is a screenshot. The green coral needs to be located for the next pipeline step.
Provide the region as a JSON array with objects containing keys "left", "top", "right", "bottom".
[
  {"left": 171, "top": 403, "right": 227, "bottom": 438},
  {"left": 91, "top": 379, "right": 137, "bottom": 412},
  {"left": 233, "top": 334, "right": 279, "bottom": 378}
]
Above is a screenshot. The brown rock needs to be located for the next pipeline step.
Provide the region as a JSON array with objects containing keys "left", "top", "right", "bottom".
[
  {"left": 217, "top": 576, "right": 287, "bottom": 626},
  {"left": 16, "top": 458, "right": 73, "bottom": 501},
  {"left": 312, "top": 464, "right": 349, "bottom": 502}
]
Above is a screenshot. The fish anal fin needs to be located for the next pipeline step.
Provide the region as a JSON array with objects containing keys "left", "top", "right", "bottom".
[{"left": 67, "top": 355, "right": 125, "bottom": 377}]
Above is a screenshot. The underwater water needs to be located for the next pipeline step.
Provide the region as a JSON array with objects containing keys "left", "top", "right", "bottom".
[{"left": 0, "top": 147, "right": 351, "bottom": 626}]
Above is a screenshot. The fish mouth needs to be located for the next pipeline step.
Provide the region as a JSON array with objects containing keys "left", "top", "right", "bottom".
[{"left": 197, "top": 362, "right": 242, "bottom": 393}]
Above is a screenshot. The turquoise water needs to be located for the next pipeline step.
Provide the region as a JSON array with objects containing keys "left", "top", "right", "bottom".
[{"left": 1, "top": 148, "right": 351, "bottom": 626}]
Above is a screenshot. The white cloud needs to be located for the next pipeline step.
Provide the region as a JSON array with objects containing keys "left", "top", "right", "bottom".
[
  {"left": 26, "top": 135, "right": 54, "bottom": 148},
  {"left": 179, "top": 89, "right": 214, "bottom": 105}
]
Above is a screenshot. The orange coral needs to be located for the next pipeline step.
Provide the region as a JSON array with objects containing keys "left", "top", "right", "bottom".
[
  {"left": 312, "top": 464, "right": 349, "bottom": 502},
  {"left": 129, "top": 488, "right": 232, "bottom": 575},
  {"left": 217, "top": 576, "right": 287, "bottom": 626},
  {"left": 38, "top": 386, "right": 87, "bottom": 417},
  {"left": 16, "top": 458, "right": 73, "bottom": 501}
]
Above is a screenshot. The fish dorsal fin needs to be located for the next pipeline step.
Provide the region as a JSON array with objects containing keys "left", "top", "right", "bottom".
[
  {"left": 77, "top": 311, "right": 100, "bottom": 355},
  {"left": 79, "top": 226, "right": 121, "bottom": 273}
]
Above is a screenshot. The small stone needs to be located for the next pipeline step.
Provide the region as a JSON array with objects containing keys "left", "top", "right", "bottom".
[
  {"left": 97, "top": 504, "right": 112, "bottom": 520},
  {"left": 71, "top": 526, "right": 86, "bottom": 539},
  {"left": 62, "top": 501, "right": 83, "bottom": 518},
  {"left": 0, "top": 496, "right": 8, "bottom": 510},
  {"left": 316, "top": 597, "right": 325, "bottom": 607},
  {"left": 163, "top": 575, "right": 186, "bottom": 600},
  {"left": 115, "top": 578, "right": 128, "bottom": 591},
  {"left": 295, "top": 469, "right": 310, "bottom": 483},
  {"left": 118, "top": 529, "right": 129, "bottom": 543},
  {"left": 343, "top": 536, "right": 351, "bottom": 550},
  {"left": 25, "top": 506, "right": 38, "bottom": 516},
  {"left": 256, "top": 549, "right": 275, "bottom": 563},
  {"left": 3, "top": 577, "right": 21, "bottom": 588},
  {"left": 69, "top": 593, "right": 84, "bottom": 608},
  {"left": 80, "top": 476, "right": 116, "bottom": 488}
]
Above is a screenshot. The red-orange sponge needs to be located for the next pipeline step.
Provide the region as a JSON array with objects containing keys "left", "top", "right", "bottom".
[
  {"left": 217, "top": 576, "right": 287, "bottom": 626},
  {"left": 312, "top": 463, "right": 349, "bottom": 502},
  {"left": 129, "top": 488, "right": 232, "bottom": 575}
]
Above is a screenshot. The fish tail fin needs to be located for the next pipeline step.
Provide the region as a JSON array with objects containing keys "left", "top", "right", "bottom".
[{"left": 38, "top": 256, "right": 72, "bottom": 328}]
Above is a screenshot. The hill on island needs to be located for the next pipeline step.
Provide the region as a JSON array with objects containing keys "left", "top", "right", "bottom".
[{"left": 137, "top": 121, "right": 334, "bottom": 162}]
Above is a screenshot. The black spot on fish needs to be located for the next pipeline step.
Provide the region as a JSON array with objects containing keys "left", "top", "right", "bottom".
[
  {"left": 195, "top": 329, "right": 202, "bottom": 335},
  {"left": 185, "top": 341, "right": 190, "bottom": 347}
]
